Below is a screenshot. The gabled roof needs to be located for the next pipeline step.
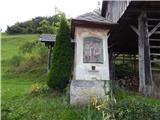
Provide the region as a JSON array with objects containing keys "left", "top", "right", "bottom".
[
  {"left": 74, "top": 12, "right": 113, "bottom": 24},
  {"left": 39, "top": 34, "right": 56, "bottom": 42},
  {"left": 71, "top": 12, "right": 117, "bottom": 38}
]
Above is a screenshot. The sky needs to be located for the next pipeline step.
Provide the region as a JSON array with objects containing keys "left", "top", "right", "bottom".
[{"left": 0, "top": 0, "right": 101, "bottom": 32}]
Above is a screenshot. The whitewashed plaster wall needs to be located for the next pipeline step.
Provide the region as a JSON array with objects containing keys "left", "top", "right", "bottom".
[{"left": 73, "top": 26, "right": 110, "bottom": 81}]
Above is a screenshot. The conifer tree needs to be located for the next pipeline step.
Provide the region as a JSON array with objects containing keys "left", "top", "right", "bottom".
[{"left": 47, "top": 15, "right": 73, "bottom": 90}]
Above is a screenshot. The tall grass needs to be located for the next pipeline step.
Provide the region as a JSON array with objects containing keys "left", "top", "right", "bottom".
[
  {"left": 2, "top": 34, "right": 160, "bottom": 120},
  {"left": 1, "top": 34, "right": 102, "bottom": 120}
]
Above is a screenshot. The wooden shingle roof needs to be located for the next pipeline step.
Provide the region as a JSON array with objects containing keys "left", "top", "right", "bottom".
[
  {"left": 75, "top": 12, "right": 113, "bottom": 24},
  {"left": 71, "top": 12, "right": 117, "bottom": 38}
]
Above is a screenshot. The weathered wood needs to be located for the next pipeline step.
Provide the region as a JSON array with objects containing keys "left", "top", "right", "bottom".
[
  {"left": 130, "top": 25, "right": 139, "bottom": 36},
  {"left": 149, "top": 39, "right": 160, "bottom": 42},
  {"left": 149, "top": 22, "right": 160, "bottom": 37},
  {"left": 105, "top": 1, "right": 131, "bottom": 22},
  {"left": 138, "top": 11, "right": 152, "bottom": 96},
  {"left": 128, "top": 8, "right": 160, "bottom": 14},
  {"left": 151, "top": 60, "right": 160, "bottom": 63},
  {"left": 47, "top": 45, "right": 52, "bottom": 73},
  {"left": 147, "top": 18, "right": 160, "bottom": 21},
  {"left": 153, "top": 31, "right": 160, "bottom": 35},
  {"left": 150, "top": 46, "right": 160, "bottom": 49},
  {"left": 150, "top": 53, "right": 160, "bottom": 56},
  {"left": 109, "top": 49, "right": 115, "bottom": 80},
  {"left": 152, "top": 71, "right": 160, "bottom": 98},
  {"left": 148, "top": 24, "right": 155, "bottom": 28},
  {"left": 152, "top": 68, "right": 160, "bottom": 71}
]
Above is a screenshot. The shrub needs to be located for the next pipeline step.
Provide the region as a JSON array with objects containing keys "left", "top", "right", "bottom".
[
  {"left": 9, "top": 40, "right": 48, "bottom": 75},
  {"left": 10, "top": 55, "right": 24, "bottom": 67},
  {"left": 47, "top": 15, "right": 73, "bottom": 90},
  {"left": 88, "top": 83, "right": 160, "bottom": 120},
  {"left": 113, "top": 99, "right": 160, "bottom": 120},
  {"left": 29, "top": 84, "right": 50, "bottom": 96},
  {"left": 90, "top": 95, "right": 160, "bottom": 120},
  {"left": 19, "top": 41, "right": 36, "bottom": 54}
]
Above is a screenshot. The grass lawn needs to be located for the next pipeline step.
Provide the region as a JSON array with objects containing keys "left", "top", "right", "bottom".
[
  {"left": 1, "top": 34, "right": 101, "bottom": 120},
  {"left": 1, "top": 34, "right": 160, "bottom": 120},
  {"left": 2, "top": 34, "right": 38, "bottom": 99}
]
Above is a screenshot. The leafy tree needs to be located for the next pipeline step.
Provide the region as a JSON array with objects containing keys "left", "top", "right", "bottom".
[
  {"left": 32, "top": 17, "right": 45, "bottom": 33},
  {"left": 5, "top": 11, "right": 70, "bottom": 34},
  {"left": 37, "top": 19, "right": 51, "bottom": 33},
  {"left": 47, "top": 15, "right": 73, "bottom": 91},
  {"left": 6, "top": 22, "right": 23, "bottom": 34},
  {"left": 26, "top": 21, "right": 34, "bottom": 33},
  {"left": 51, "top": 11, "right": 65, "bottom": 34}
]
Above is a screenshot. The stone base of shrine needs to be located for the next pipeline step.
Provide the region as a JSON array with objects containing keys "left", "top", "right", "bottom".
[{"left": 70, "top": 80, "right": 110, "bottom": 105}]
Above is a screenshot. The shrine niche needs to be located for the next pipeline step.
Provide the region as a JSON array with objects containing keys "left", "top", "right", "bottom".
[
  {"left": 70, "top": 12, "right": 115, "bottom": 105},
  {"left": 83, "top": 37, "right": 103, "bottom": 63}
]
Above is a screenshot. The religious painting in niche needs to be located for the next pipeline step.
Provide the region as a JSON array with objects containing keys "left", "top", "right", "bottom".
[{"left": 83, "top": 37, "right": 103, "bottom": 63}]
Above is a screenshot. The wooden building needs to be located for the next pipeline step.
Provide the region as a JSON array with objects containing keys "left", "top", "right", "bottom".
[{"left": 101, "top": 1, "right": 160, "bottom": 97}]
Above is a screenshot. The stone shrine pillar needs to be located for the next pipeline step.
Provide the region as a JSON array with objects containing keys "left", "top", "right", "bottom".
[{"left": 70, "top": 12, "right": 114, "bottom": 105}]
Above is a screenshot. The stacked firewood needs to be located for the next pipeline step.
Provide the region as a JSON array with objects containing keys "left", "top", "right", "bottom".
[{"left": 118, "top": 75, "right": 139, "bottom": 90}]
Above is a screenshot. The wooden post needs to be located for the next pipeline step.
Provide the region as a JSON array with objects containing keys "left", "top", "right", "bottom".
[
  {"left": 47, "top": 45, "right": 52, "bottom": 73},
  {"left": 138, "top": 11, "right": 152, "bottom": 96},
  {"left": 134, "top": 54, "right": 136, "bottom": 73},
  {"left": 109, "top": 50, "right": 115, "bottom": 80}
]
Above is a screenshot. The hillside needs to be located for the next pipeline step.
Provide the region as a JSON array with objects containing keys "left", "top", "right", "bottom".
[
  {"left": 1, "top": 34, "right": 100, "bottom": 120},
  {"left": 1, "top": 34, "right": 160, "bottom": 120}
]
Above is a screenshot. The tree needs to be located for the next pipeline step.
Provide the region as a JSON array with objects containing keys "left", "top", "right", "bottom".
[
  {"left": 26, "top": 21, "right": 34, "bottom": 33},
  {"left": 37, "top": 19, "right": 52, "bottom": 33},
  {"left": 51, "top": 11, "right": 65, "bottom": 34},
  {"left": 47, "top": 15, "right": 73, "bottom": 91},
  {"left": 6, "top": 22, "right": 23, "bottom": 34}
]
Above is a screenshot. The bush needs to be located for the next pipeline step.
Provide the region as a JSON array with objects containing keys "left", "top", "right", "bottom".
[
  {"left": 113, "top": 99, "right": 160, "bottom": 120},
  {"left": 29, "top": 84, "right": 50, "bottom": 96},
  {"left": 19, "top": 41, "right": 36, "bottom": 54},
  {"left": 47, "top": 15, "right": 73, "bottom": 90},
  {"left": 10, "top": 43, "right": 48, "bottom": 75},
  {"left": 88, "top": 83, "right": 160, "bottom": 120},
  {"left": 91, "top": 95, "right": 160, "bottom": 120},
  {"left": 10, "top": 55, "right": 24, "bottom": 67}
]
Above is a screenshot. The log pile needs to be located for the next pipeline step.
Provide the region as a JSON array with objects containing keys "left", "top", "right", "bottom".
[{"left": 118, "top": 75, "right": 139, "bottom": 91}]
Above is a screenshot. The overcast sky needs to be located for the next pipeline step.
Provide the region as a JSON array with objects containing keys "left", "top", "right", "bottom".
[{"left": 0, "top": 0, "right": 101, "bottom": 32}]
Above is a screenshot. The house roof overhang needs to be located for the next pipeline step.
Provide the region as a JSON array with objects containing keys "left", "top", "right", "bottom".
[{"left": 105, "top": 1, "right": 160, "bottom": 54}]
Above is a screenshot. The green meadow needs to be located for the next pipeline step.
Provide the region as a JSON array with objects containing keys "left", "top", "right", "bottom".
[
  {"left": 1, "top": 34, "right": 160, "bottom": 120},
  {"left": 1, "top": 34, "right": 101, "bottom": 120}
]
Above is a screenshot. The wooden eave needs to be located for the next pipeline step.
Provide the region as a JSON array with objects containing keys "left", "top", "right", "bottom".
[
  {"left": 108, "top": 1, "right": 160, "bottom": 54},
  {"left": 119, "top": 1, "right": 160, "bottom": 24}
]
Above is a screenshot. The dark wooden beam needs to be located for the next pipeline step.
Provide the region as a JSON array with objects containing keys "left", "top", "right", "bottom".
[
  {"left": 47, "top": 45, "right": 52, "bottom": 73},
  {"left": 127, "top": 8, "right": 160, "bottom": 14},
  {"left": 147, "top": 18, "right": 160, "bottom": 21},
  {"left": 130, "top": 25, "right": 139, "bottom": 36},
  {"left": 149, "top": 22, "right": 160, "bottom": 37},
  {"left": 138, "top": 11, "right": 152, "bottom": 96},
  {"left": 109, "top": 50, "right": 115, "bottom": 80}
]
